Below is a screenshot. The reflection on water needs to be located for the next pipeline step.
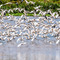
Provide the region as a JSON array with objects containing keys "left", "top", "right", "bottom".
[
  {"left": 17, "top": 43, "right": 60, "bottom": 60},
  {"left": 0, "top": 42, "right": 60, "bottom": 60}
]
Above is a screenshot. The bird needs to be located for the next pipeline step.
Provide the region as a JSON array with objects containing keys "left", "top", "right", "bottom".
[{"left": 56, "top": 40, "right": 60, "bottom": 44}]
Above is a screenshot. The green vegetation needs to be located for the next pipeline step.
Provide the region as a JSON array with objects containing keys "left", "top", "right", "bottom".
[
  {"left": 6, "top": 13, "right": 51, "bottom": 16},
  {"left": 1, "top": 1, "right": 60, "bottom": 11},
  {"left": 0, "top": 0, "right": 60, "bottom": 16},
  {"left": 27, "top": 13, "right": 34, "bottom": 16},
  {"left": 6, "top": 13, "right": 24, "bottom": 16},
  {"left": 0, "top": 0, "right": 60, "bottom": 4}
]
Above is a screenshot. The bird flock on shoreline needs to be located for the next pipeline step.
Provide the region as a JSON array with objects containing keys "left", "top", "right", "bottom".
[
  {"left": 0, "top": 1, "right": 60, "bottom": 47},
  {"left": 0, "top": 11, "right": 60, "bottom": 47}
]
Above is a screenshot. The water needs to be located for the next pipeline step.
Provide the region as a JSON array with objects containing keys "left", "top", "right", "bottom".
[
  {"left": 0, "top": 42, "right": 60, "bottom": 60},
  {"left": 0, "top": 16, "right": 60, "bottom": 60}
]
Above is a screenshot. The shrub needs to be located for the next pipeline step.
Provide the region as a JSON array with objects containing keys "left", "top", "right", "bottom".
[
  {"left": 1, "top": 0, "right": 10, "bottom": 4},
  {"left": 11, "top": 4, "right": 17, "bottom": 8}
]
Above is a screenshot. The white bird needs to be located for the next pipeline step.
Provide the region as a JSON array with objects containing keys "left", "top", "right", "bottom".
[
  {"left": 25, "top": 0, "right": 29, "bottom": 4},
  {"left": 17, "top": 42, "right": 26, "bottom": 47},
  {"left": 56, "top": 40, "right": 60, "bottom": 44},
  {"left": 33, "top": 22, "right": 38, "bottom": 26}
]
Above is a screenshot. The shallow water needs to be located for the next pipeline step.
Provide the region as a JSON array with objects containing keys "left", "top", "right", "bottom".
[
  {"left": 0, "top": 41, "right": 60, "bottom": 60},
  {"left": 0, "top": 16, "right": 60, "bottom": 60}
]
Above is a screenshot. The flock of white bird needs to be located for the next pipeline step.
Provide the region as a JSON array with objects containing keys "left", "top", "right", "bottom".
[
  {"left": 0, "top": 8, "right": 59, "bottom": 19},
  {"left": 0, "top": 10, "right": 60, "bottom": 47},
  {"left": 0, "top": 1, "right": 60, "bottom": 47}
]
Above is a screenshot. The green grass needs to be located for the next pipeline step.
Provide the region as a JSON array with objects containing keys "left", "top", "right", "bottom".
[
  {"left": 27, "top": 13, "right": 34, "bottom": 16},
  {"left": 46, "top": 14, "right": 51, "bottom": 16},
  {"left": 6, "top": 13, "right": 24, "bottom": 16},
  {"left": 6, "top": 13, "right": 51, "bottom": 16}
]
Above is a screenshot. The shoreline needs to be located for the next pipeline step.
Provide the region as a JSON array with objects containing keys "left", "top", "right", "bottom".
[{"left": 4, "top": 15, "right": 60, "bottom": 18}]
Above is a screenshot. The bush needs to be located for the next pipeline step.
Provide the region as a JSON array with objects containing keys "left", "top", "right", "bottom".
[
  {"left": 11, "top": 4, "right": 17, "bottom": 8},
  {"left": 1, "top": 4, "right": 11, "bottom": 10},
  {"left": 25, "top": 3, "right": 34, "bottom": 11},
  {"left": 1, "top": 0, "right": 10, "bottom": 4},
  {"left": 0, "top": 1, "right": 60, "bottom": 12},
  {"left": 35, "top": 1, "right": 44, "bottom": 6},
  {"left": 13, "top": 10, "right": 19, "bottom": 13}
]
